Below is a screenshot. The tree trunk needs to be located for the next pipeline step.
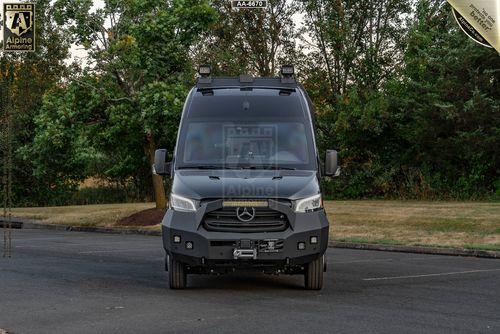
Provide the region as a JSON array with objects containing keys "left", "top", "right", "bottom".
[{"left": 146, "top": 133, "right": 167, "bottom": 209}]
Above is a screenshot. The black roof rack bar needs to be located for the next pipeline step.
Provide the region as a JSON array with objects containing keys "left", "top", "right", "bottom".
[
  {"left": 196, "top": 76, "right": 298, "bottom": 89},
  {"left": 196, "top": 85, "right": 296, "bottom": 92}
]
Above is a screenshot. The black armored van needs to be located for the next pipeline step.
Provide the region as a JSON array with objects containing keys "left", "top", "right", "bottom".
[{"left": 154, "top": 65, "right": 339, "bottom": 289}]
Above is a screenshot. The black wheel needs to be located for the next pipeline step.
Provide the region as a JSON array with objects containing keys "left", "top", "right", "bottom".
[
  {"left": 168, "top": 255, "right": 187, "bottom": 289},
  {"left": 304, "top": 255, "right": 324, "bottom": 290}
]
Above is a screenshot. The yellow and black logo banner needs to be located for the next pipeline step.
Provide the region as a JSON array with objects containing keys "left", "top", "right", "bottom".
[
  {"left": 3, "top": 3, "right": 35, "bottom": 52},
  {"left": 448, "top": 0, "right": 499, "bottom": 52}
]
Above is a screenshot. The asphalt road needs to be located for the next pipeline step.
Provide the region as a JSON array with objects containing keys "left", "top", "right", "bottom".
[{"left": 1, "top": 229, "right": 499, "bottom": 334}]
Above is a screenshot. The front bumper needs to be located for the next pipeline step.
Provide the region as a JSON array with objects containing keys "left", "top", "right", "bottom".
[{"left": 161, "top": 201, "right": 329, "bottom": 268}]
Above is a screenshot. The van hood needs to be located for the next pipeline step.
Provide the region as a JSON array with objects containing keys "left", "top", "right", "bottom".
[{"left": 171, "top": 170, "right": 319, "bottom": 201}]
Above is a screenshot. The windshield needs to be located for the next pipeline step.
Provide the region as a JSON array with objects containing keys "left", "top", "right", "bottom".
[
  {"left": 175, "top": 89, "right": 317, "bottom": 170},
  {"left": 177, "top": 122, "right": 314, "bottom": 169}
]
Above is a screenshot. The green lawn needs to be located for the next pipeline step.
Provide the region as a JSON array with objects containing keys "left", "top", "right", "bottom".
[
  {"left": 11, "top": 200, "right": 500, "bottom": 251},
  {"left": 325, "top": 201, "right": 500, "bottom": 251}
]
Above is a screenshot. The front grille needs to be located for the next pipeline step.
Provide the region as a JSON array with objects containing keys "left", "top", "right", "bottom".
[{"left": 203, "top": 206, "right": 288, "bottom": 232}]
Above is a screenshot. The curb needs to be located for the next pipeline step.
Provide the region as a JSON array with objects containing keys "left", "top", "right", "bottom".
[
  {"left": 3, "top": 217, "right": 500, "bottom": 259},
  {"left": 1, "top": 217, "right": 161, "bottom": 236},
  {"left": 24, "top": 221, "right": 162, "bottom": 236},
  {"left": 330, "top": 241, "right": 500, "bottom": 259}
]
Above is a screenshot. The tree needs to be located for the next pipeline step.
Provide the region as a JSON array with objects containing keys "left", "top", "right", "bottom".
[
  {"left": 300, "top": 0, "right": 412, "bottom": 198},
  {"left": 390, "top": 0, "right": 500, "bottom": 198},
  {"left": 304, "top": 0, "right": 499, "bottom": 199},
  {"left": 1, "top": 0, "right": 70, "bottom": 206},
  {"left": 13, "top": 0, "right": 499, "bottom": 204},
  {"left": 194, "top": 0, "right": 300, "bottom": 76},
  {"left": 40, "top": 0, "right": 218, "bottom": 208},
  {"left": 301, "top": 0, "right": 411, "bottom": 98}
]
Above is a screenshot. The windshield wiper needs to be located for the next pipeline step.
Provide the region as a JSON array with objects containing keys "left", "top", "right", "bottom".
[
  {"left": 178, "top": 165, "right": 236, "bottom": 170},
  {"left": 178, "top": 164, "right": 296, "bottom": 170},
  {"left": 238, "top": 165, "right": 296, "bottom": 170}
]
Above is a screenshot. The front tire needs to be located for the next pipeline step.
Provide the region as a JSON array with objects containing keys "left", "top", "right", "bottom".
[
  {"left": 168, "top": 255, "right": 187, "bottom": 289},
  {"left": 304, "top": 255, "right": 324, "bottom": 290}
]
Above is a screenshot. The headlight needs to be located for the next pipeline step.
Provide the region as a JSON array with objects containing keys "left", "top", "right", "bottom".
[
  {"left": 294, "top": 194, "right": 322, "bottom": 213},
  {"left": 170, "top": 194, "right": 198, "bottom": 212}
]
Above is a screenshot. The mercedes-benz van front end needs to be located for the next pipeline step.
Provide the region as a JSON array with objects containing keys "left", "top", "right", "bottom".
[{"left": 154, "top": 66, "right": 339, "bottom": 289}]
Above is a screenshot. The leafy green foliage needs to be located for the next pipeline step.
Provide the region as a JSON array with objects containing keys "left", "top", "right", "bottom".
[
  {"left": 318, "top": 1, "right": 499, "bottom": 199},
  {"left": 392, "top": 1, "right": 500, "bottom": 199},
  {"left": 26, "top": 0, "right": 217, "bottom": 205},
  {"left": 3, "top": 0, "right": 499, "bottom": 205},
  {"left": 194, "top": 0, "right": 300, "bottom": 76},
  {"left": 1, "top": 0, "right": 70, "bottom": 206}
]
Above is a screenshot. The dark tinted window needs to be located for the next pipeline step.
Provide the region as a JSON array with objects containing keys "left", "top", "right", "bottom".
[
  {"left": 187, "top": 89, "right": 304, "bottom": 119},
  {"left": 176, "top": 89, "right": 316, "bottom": 170}
]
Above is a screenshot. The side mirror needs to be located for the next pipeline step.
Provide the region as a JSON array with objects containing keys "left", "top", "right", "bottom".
[
  {"left": 325, "top": 150, "right": 340, "bottom": 177},
  {"left": 153, "top": 149, "right": 170, "bottom": 176}
]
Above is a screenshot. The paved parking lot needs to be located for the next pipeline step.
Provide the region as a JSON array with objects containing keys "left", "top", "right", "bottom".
[{"left": 1, "top": 229, "right": 499, "bottom": 333}]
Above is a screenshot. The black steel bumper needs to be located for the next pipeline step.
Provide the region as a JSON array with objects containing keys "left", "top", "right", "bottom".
[{"left": 161, "top": 202, "right": 329, "bottom": 268}]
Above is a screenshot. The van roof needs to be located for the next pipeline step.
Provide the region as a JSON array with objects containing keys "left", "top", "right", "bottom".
[{"left": 195, "top": 76, "right": 299, "bottom": 90}]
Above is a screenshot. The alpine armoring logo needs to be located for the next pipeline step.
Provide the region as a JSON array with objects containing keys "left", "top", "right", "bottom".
[{"left": 3, "top": 3, "right": 35, "bottom": 52}]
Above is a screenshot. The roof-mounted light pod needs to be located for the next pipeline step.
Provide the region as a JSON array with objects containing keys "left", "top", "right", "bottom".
[
  {"left": 198, "top": 65, "right": 212, "bottom": 77},
  {"left": 197, "top": 65, "right": 212, "bottom": 84},
  {"left": 280, "top": 65, "right": 295, "bottom": 84},
  {"left": 281, "top": 65, "right": 294, "bottom": 77}
]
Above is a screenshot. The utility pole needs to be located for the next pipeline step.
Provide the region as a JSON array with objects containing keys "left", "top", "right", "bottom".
[
  {"left": 1, "top": 61, "right": 13, "bottom": 258},
  {"left": 1, "top": 2, "right": 35, "bottom": 257}
]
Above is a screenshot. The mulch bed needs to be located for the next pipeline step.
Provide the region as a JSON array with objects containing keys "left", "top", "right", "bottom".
[{"left": 116, "top": 208, "right": 165, "bottom": 227}]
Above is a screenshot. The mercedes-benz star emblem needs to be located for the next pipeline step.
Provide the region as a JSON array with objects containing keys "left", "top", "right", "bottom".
[{"left": 236, "top": 207, "right": 256, "bottom": 222}]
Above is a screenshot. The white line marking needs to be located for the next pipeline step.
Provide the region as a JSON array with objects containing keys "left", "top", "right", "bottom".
[
  {"left": 331, "top": 256, "right": 446, "bottom": 264},
  {"left": 363, "top": 268, "right": 500, "bottom": 281},
  {"left": 332, "top": 259, "right": 395, "bottom": 264}
]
